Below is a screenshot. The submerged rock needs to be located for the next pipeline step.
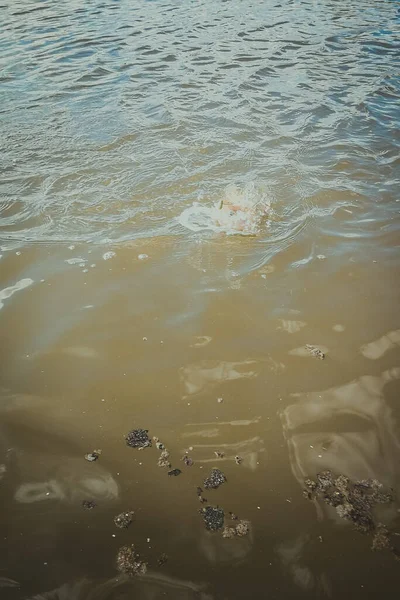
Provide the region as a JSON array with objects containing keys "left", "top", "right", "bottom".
[
  {"left": 116, "top": 545, "right": 147, "bottom": 577},
  {"left": 304, "top": 471, "right": 398, "bottom": 556},
  {"left": 125, "top": 429, "right": 151, "bottom": 449},
  {"left": 200, "top": 506, "right": 225, "bottom": 531},
  {"left": 235, "top": 520, "right": 251, "bottom": 537},
  {"left": 114, "top": 510, "right": 134, "bottom": 529},
  {"left": 204, "top": 468, "right": 227, "bottom": 490},
  {"left": 82, "top": 500, "right": 96, "bottom": 510},
  {"left": 222, "top": 526, "right": 236, "bottom": 539}
]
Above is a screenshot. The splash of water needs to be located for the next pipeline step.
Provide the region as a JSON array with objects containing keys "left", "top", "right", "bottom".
[{"left": 177, "top": 184, "right": 270, "bottom": 236}]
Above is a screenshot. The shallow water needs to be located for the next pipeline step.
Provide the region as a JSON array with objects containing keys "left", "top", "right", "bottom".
[{"left": 1, "top": 0, "right": 400, "bottom": 598}]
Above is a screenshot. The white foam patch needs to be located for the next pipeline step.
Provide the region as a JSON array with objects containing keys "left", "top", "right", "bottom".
[
  {"left": 65, "top": 257, "right": 87, "bottom": 266},
  {"left": 102, "top": 251, "right": 116, "bottom": 261},
  {"left": 0, "top": 278, "right": 34, "bottom": 310},
  {"left": 177, "top": 184, "right": 270, "bottom": 236}
]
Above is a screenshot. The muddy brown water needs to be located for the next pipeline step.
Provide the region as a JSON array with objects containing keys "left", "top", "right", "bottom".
[{"left": 1, "top": 0, "right": 400, "bottom": 598}]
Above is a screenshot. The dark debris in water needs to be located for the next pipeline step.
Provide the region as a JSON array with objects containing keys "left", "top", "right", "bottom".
[
  {"left": 372, "top": 523, "right": 392, "bottom": 552},
  {"left": 116, "top": 545, "right": 147, "bottom": 577},
  {"left": 305, "top": 344, "right": 325, "bottom": 360},
  {"left": 200, "top": 506, "right": 224, "bottom": 531},
  {"left": 82, "top": 500, "right": 96, "bottom": 510},
  {"left": 157, "top": 553, "right": 168, "bottom": 567},
  {"left": 204, "top": 468, "right": 227, "bottom": 490},
  {"left": 114, "top": 511, "right": 134, "bottom": 529},
  {"left": 304, "top": 471, "right": 399, "bottom": 558},
  {"left": 234, "top": 455, "right": 243, "bottom": 465},
  {"left": 222, "top": 520, "right": 251, "bottom": 539},
  {"left": 182, "top": 454, "right": 194, "bottom": 467},
  {"left": 168, "top": 468, "right": 182, "bottom": 476},
  {"left": 196, "top": 487, "right": 207, "bottom": 503},
  {"left": 125, "top": 429, "right": 152, "bottom": 449},
  {"left": 84, "top": 449, "right": 102, "bottom": 462}
]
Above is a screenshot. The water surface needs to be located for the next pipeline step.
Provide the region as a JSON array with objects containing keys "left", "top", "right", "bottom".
[{"left": 1, "top": 0, "right": 400, "bottom": 598}]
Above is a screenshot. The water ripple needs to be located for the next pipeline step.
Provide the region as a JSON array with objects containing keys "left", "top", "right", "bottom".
[{"left": 0, "top": 0, "right": 399, "bottom": 270}]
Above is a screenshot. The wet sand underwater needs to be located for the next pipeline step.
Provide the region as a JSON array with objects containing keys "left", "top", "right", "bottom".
[{"left": 1, "top": 0, "right": 400, "bottom": 598}]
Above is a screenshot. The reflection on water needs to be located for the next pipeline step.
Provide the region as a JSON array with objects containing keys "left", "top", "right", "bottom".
[
  {"left": 0, "top": 278, "right": 34, "bottom": 310},
  {"left": 282, "top": 366, "right": 400, "bottom": 521},
  {"left": 29, "top": 573, "right": 213, "bottom": 600},
  {"left": 277, "top": 535, "right": 332, "bottom": 597},
  {"left": 15, "top": 459, "right": 119, "bottom": 505},
  {"left": 1, "top": 0, "right": 400, "bottom": 597},
  {"left": 361, "top": 329, "right": 400, "bottom": 360},
  {"left": 180, "top": 359, "right": 257, "bottom": 397}
]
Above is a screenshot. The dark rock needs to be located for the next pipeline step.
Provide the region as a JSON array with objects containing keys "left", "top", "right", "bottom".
[
  {"left": 204, "top": 468, "right": 227, "bottom": 490},
  {"left": 114, "top": 511, "right": 134, "bottom": 529},
  {"left": 125, "top": 429, "right": 151, "bottom": 449},
  {"left": 168, "top": 468, "right": 182, "bottom": 476},
  {"left": 200, "top": 506, "right": 224, "bottom": 531}
]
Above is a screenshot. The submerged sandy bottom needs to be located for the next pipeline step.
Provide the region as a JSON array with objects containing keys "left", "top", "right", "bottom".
[{"left": 1, "top": 0, "right": 400, "bottom": 598}]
